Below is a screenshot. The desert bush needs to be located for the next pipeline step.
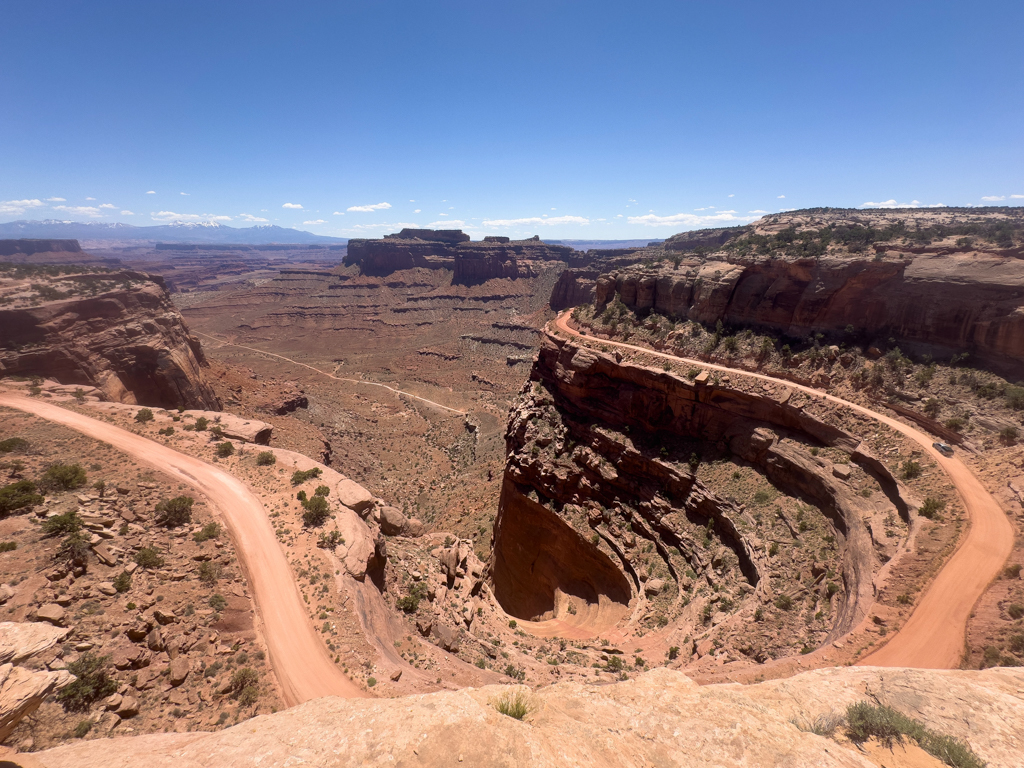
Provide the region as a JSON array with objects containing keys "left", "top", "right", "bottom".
[
  {"left": 775, "top": 594, "right": 794, "bottom": 610},
  {"left": 39, "top": 463, "right": 87, "bottom": 492},
  {"left": 256, "top": 451, "right": 276, "bottom": 466},
  {"left": 194, "top": 521, "right": 221, "bottom": 542},
  {"left": 845, "top": 701, "right": 984, "bottom": 768},
  {"left": 301, "top": 494, "right": 330, "bottom": 527},
  {"left": 491, "top": 688, "right": 532, "bottom": 720},
  {"left": 0, "top": 480, "right": 43, "bottom": 515},
  {"left": 42, "top": 509, "right": 82, "bottom": 536},
  {"left": 792, "top": 712, "right": 844, "bottom": 738},
  {"left": 194, "top": 416, "right": 209, "bottom": 431},
  {"left": 923, "top": 398, "right": 941, "bottom": 417},
  {"left": 112, "top": 571, "right": 132, "bottom": 593},
  {"left": 209, "top": 593, "right": 227, "bottom": 611},
  {"left": 900, "top": 460, "right": 922, "bottom": 480},
  {"left": 134, "top": 547, "right": 165, "bottom": 570},
  {"left": 0, "top": 541, "right": 16, "bottom": 552},
  {"left": 1004, "top": 563, "right": 1022, "bottom": 579},
  {"left": 57, "top": 653, "right": 118, "bottom": 712},
  {"left": 0, "top": 437, "right": 29, "bottom": 453},
  {"left": 919, "top": 497, "right": 946, "bottom": 520},
  {"left": 230, "top": 667, "right": 260, "bottom": 705},
  {"left": 155, "top": 495, "right": 194, "bottom": 527},
  {"left": 73, "top": 719, "right": 93, "bottom": 738},
  {"left": 999, "top": 425, "right": 1019, "bottom": 444},
  {"left": 56, "top": 531, "right": 90, "bottom": 568},
  {"left": 1005, "top": 385, "right": 1024, "bottom": 411},
  {"left": 198, "top": 561, "right": 221, "bottom": 585},
  {"left": 215, "top": 441, "right": 235, "bottom": 458},
  {"left": 944, "top": 416, "right": 967, "bottom": 432},
  {"left": 291, "top": 467, "right": 322, "bottom": 486},
  {"left": 317, "top": 530, "right": 345, "bottom": 549},
  {"left": 314, "top": 484, "right": 330, "bottom": 497},
  {"left": 1008, "top": 603, "right": 1024, "bottom": 620},
  {"left": 134, "top": 408, "right": 154, "bottom": 423}
]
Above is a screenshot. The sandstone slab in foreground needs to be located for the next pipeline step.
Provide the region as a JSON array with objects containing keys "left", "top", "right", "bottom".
[{"left": 35, "top": 666, "right": 1024, "bottom": 768}]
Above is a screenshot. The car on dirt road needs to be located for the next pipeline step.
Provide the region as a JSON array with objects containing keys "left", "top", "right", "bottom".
[{"left": 933, "top": 442, "right": 954, "bottom": 457}]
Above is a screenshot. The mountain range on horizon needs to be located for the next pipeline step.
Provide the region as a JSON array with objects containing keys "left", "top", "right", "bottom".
[{"left": 0, "top": 218, "right": 348, "bottom": 245}]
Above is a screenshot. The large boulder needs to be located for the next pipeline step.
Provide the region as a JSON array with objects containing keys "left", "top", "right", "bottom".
[
  {"left": 0, "top": 663, "right": 72, "bottom": 743},
  {"left": 379, "top": 506, "right": 408, "bottom": 536},
  {"left": 0, "top": 622, "right": 70, "bottom": 664}
]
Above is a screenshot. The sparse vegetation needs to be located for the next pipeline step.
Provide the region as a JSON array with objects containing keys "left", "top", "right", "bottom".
[
  {"left": 256, "top": 451, "right": 277, "bottom": 466},
  {"left": 112, "top": 571, "right": 132, "bottom": 593},
  {"left": 134, "top": 547, "right": 165, "bottom": 570},
  {"left": 491, "top": 688, "right": 532, "bottom": 720},
  {"left": 845, "top": 701, "right": 985, "bottom": 768},
  {"left": 919, "top": 497, "right": 946, "bottom": 520},
  {"left": 216, "top": 441, "right": 235, "bottom": 457},
  {"left": 900, "top": 460, "right": 922, "bottom": 480},
  {"left": 155, "top": 495, "right": 194, "bottom": 527},
  {"left": 39, "top": 463, "right": 87, "bottom": 492},
  {"left": 57, "top": 653, "right": 118, "bottom": 712},
  {"left": 0, "top": 479, "right": 43, "bottom": 515},
  {"left": 301, "top": 494, "right": 330, "bottom": 527},
  {"left": 291, "top": 467, "right": 323, "bottom": 486},
  {"left": 134, "top": 408, "right": 154, "bottom": 423},
  {"left": 193, "top": 521, "right": 221, "bottom": 542}
]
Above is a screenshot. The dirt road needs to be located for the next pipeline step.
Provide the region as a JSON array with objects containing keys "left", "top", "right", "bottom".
[
  {"left": 553, "top": 312, "right": 1013, "bottom": 668},
  {"left": 0, "top": 393, "right": 366, "bottom": 704}
]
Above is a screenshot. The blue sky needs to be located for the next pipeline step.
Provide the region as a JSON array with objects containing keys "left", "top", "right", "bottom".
[{"left": 2, "top": 0, "right": 1022, "bottom": 239}]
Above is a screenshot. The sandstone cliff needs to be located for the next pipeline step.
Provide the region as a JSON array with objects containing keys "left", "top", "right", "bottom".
[
  {"left": 491, "top": 333, "right": 911, "bottom": 654},
  {"left": 552, "top": 207, "right": 1024, "bottom": 370},
  {"left": 31, "top": 666, "right": 1024, "bottom": 767},
  {"left": 0, "top": 270, "right": 221, "bottom": 409},
  {"left": 346, "top": 229, "right": 577, "bottom": 283}
]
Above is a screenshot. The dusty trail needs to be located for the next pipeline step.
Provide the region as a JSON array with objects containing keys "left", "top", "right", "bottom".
[
  {"left": 0, "top": 393, "right": 366, "bottom": 705},
  {"left": 553, "top": 312, "right": 1013, "bottom": 668},
  {"left": 193, "top": 331, "right": 467, "bottom": 415}
]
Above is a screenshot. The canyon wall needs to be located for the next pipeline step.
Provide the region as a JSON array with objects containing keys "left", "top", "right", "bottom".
[
  {"left": 346, "top": 229, "right": 578, "bottom": 283},
  {"left": 0, "top": 239, "right": 83, "bottom": 257},
  {"left": 0, "top": 271, "right": 221, "bottom": 409},
  {"left": 581, "top": 252, "right": 1024, "bottom": 366},
  {"left": 491, "top": 333, "right": 909, "bottom": 650}
]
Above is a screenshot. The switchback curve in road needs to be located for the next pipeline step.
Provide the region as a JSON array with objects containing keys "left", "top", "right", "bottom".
[
  {"left": 552, "top": 312, "right": 1013, "bottom": 668},
  {"left": 193, "top": 331, "right": 467, "bottom": 415},
  {"left": 0, "top": 393, "right": 366, "bottom": 705}
]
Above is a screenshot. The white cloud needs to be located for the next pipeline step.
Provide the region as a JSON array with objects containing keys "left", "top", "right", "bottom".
[
  {"left": 146, "top": 190, "right": 156, "bottom": 194},
  {"left": 860, "top": 199, "right": 946, "bottom": 209},
  {"left": 150, "top": 211, "right": 232, "bottom": 222},
  {"left": 180, "top": 192, "right": 189, "bottom": 196},
  {"left": 551, "top": 207, "right": 557, "bottom": 210},
  {"left": 414, "top": 209, "right": 421, "bottom": 213},
  {"left": 121, "top": 210, "right": 135, "bottom": 216},
  {"left": 438, "top": 213, "right": 448, "bottom": 216},
  {"left": 426, "top": 220, "right": 466, "bottom": 228},
  {"left": 0, "top": 198, "right": 45, "bottom": 215},
  {"left": 728, "top": 194, "right": 735, "bottom": 198},
  {"left": 1012, "top": 194, "right": 1024, "bottom": 199},
  {"left": 303, "top": 219, "right": 327, "bottom": 225},
  {"left": 347, "top": 202, "right": 391, "bottom": 212},
  {"left": 99, "top": 203, "right": 117, "bottom": 209},
  {"left": 482, "top": 215, "right": 590, "bottom": 228},
  {"left": 52, "top": 205, "right": 103, "bottom": 217},
  {"left": 45, "top": 197, "right": 66, "bottom": 202},
  {"left": 777, "top": 195, "right": 785, "bottom": 199},
  {"left": 694, "top": 206, "right": 716, "bottom": 211},
  {"left": 86, "top": 197, "right": 96, "bottom": 201},
  {"left": 615, "top": 214, "right": 623, "bottom": 218},
  {"left": 332, "top": 211, "right": 345, "bottom": 216},
  {"left": 982, "top": 195, "right": 1006, "bottom": 202},
  {"left": 239, "top": 213, "right": 269, "bottom": 222},
  {"left": 409, "top": 199, "right": 415, "bottom": 202},
  {"left": 748, "top": 210, "right": 769, "bottom": 214},
  {"left": 627, "top": 211, "right": 760, "bottom": 228},
  {"left": 282, "top": 202, "right": 303, "bottom": 209},
  {"left": 339, "top": 221, "right": 421, "bottom": 235}
]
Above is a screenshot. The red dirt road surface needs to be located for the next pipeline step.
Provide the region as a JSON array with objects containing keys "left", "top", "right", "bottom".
[{"left": 0, "top": 392, "right": 366, "bottom": 705}]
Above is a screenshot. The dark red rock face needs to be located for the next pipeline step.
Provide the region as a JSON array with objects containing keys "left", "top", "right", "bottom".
[{"left": 0, "top": 271, "right": 221, "bottom": 410}]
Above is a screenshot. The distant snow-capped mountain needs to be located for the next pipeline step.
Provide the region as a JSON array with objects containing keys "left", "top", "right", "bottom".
[{"left": 0, "top": 219, "right": 345, "bottom": 244}]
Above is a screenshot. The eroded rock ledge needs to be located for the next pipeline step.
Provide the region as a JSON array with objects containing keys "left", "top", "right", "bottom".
[{"left": 490, "top": 333, "right": 913, "bottom": 652}]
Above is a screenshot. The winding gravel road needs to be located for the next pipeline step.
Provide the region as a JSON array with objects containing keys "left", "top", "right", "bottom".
[
  {"left": 0, "top": 392, "right": 365, "bottom": 705},
  {"left": 553, "top": 312, "right": 1013, "bottom": 668}
]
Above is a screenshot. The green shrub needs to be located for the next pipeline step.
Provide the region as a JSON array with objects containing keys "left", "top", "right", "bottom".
[
  {"left": 316, "top": 530, "right": 345, "bottom": 549},
  {"left": 492, "top": 688, "right": 532, "bottom": 720},
  {"left": 1008, "top": 603, "right": 1024, "bottom": 620},
  {"left": 256, "top": 451, "right": 276, "bottom": 466},
  {"left": 134, "top": 408, "right": 154, "bottom": 423},
  {"left": 42, "top": 509, "right": 82, "bottom": 536},
  {"left": 57, "top": 531, "right": 90, "bottom": 568},
  {"left": 209, "top": 593, "right": 227, "bottom": 611},
  {"left": 194, "top": 522, "right": 221, "bottom": 542},
  {"left": 73, "top": 719, "right": 93, "bottom": 738},
  {"left": 0, "top": 541, "right": 16, "bottom": 552},
  {"left": 301, "top": 494, "right": 330, "bottom": 527},
  {"left": 944, "top": 416, "right": 967, "bottom": 432},
  {"left": 216, "top": 441, "right": 235, "bottom": 458},
  {"left": 367, "top": 676, "right": 377, "bottom": 687},
  {"left": 900, "top": 460, "right": 922, "bottom": 480},
  {"left": 919, "top": 497, "right": 946, "bottom": 520},
  {"left": 57, "top": 653, "right": 118, "bottom": 712},
  {"left": 999, "top": 426, "right": 1019, "bottom": 444},
  {"left": 0, "top": 437, "right": 29, "bottom": 453},
  {"left": 230, "top": 667, "right": 259, "bottom": 705},
  {"left": 314, "top": 484, "right": 330, "bottom": 497},
  {"left": 291, "top": 467, "right": 322, "bottom": 486},
  {"left": 198, "top": 561, "right": 221, "bottom": 585},
  {"left": 396, "top": 594, "right": 420, "bottom": 613},
  {"left": 39, "top": 463, "right": 87, "bottom": 492},
  {"left": 194, "top": 416, "right": 209, "bottom": 431},
  {"left": 667, "top": 646, "right": 680, "bottom": 660},
  {"left": 775, "top": 594, "right": 794, "bottom": 611},
  {"left": 155, "top": 495, "right": 194, "bottom": 527},
  {"left": 845, "top": 701, "right": 985, "bottom": 768},
  {"left": 753, "top": 489, "right": 772, "bottom": 505},
  {"left": 0, "top": 480, "right": 43, "bottom": 515},
  {"left": 1006, "top": 385, "right": 1024, "bottom": 410},
  {"left": 134, "top": 547, "right": 165, "bottom": 570},
  {"left": 112, "top": 571, "right": 132, "bottom": 593}
]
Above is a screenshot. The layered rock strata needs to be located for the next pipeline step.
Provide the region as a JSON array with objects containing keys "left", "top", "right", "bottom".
[
  {"left": 491, "top": 333, "right": 909, "bottom": 645},
  {"left": 0, "top": 271, "right": 221, "bottom": 409}
]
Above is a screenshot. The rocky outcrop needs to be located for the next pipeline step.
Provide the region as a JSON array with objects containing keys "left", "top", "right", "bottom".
[
  {"left": 0, "top": 622, "right": 75, "bottom": 743},
  {"left": 575, "top": 211, "right": 1024, "bottom": 370},
  {"left": 0, "top": 271, "right": 221, "bottom": 409},
  {"left": 492, "top": 333, "right": 907, "bottom": 646},
  {"left": 0, "top": 239, "right": 83, "bottom": 257},
  {"left": 0, "top": 623, "right": 70, "bottom": 664},
  {"left": 346, "top": 229, "right": 577, "bottom": 283},
  {"left": 33, "top": 666, "right": 1024, "bottom": 768}
]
